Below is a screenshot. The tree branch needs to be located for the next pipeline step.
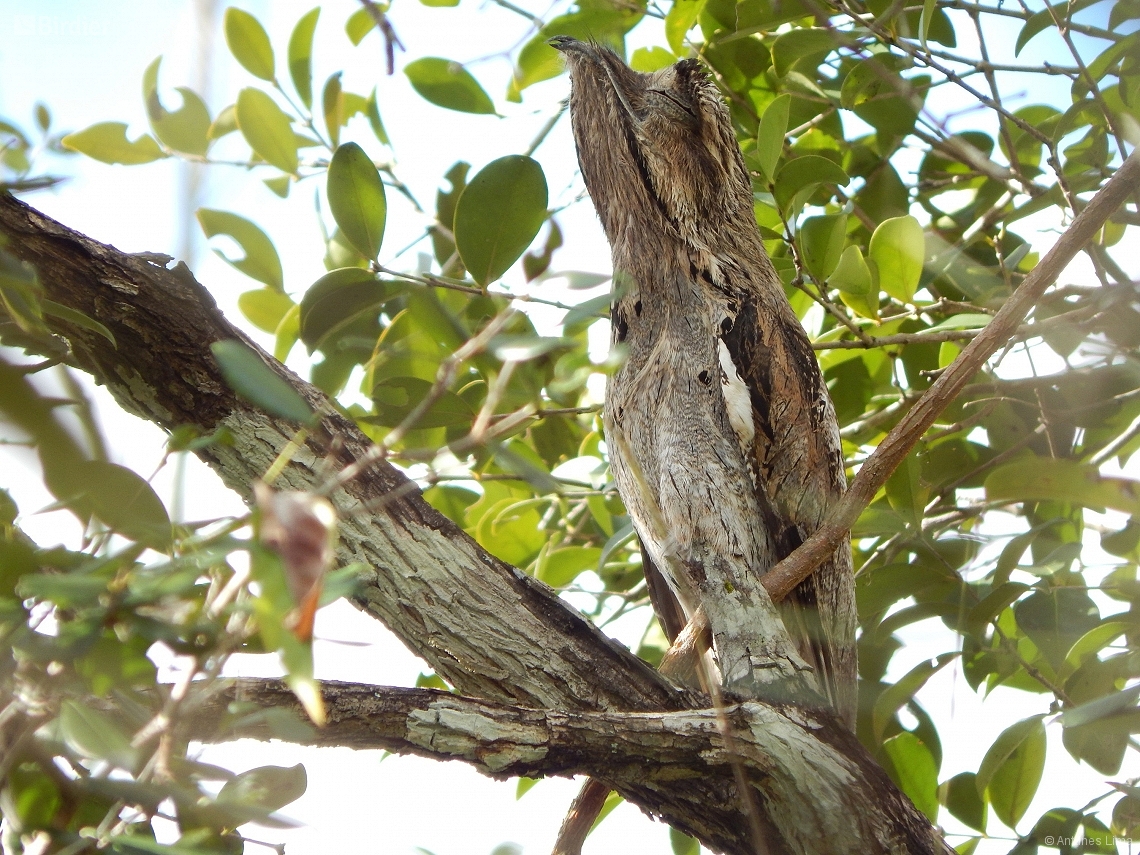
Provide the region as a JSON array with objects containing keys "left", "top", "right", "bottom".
[
  {"left": 0, "top": 193, "right": 949, "bottom": 855},
  {"left": 763, "top": 149, "right": 1140, "bottom": 603},
  {"left": 189, "top": 678, "right": 950, "bottom": 855}
]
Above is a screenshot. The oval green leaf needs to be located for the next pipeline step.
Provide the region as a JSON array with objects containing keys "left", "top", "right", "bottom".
[
  {"left": 455, "top": 155, "right": 548, "bottom": 286},
  {"left": 60, "top": 700, "right": 139, "bottom": 770},
  {"left": 236, "top": 88, "right": 298, "bottom": 175},
  {"left": 218, "top": 764, "right": 308, "bottom": 812},
  {"left": 829, "top": 244, "right": 873, "bottom": 295},
  {"left": 239, "top": 288, "right": 296, "bottom": 334},
  {"left": 327, "top": 142, "right": 387, "bottom": 261},
  {"left": 755, "top": 94, "right": 791, "bottom": 182},
  {"left": 882, "top": 732, "right": 939, "bottom": 822},
  {"left": 197, "top": 208, "right": 284, "bottom": 290},
  {"left": 225, "top": 7, "right": 276, "bottom": 81},
  {"left": 868, "top": 215, "right": 924, "bottom": 304},
  {"left": 73, "top": 460, "right": 172, "bottom": 548},
  {"left": 771, "top": 28, "right": 836, "bottom": 78},
  {"left": 799, "top": 213, "right": 847, "bottom": 280},
  {"left": 977, "top": 716, "right": 1047, "bottom": 829},
  {"left": 299, "top": 267, "right": 388, "bottom": 352},
  {"left": 288, "top": 7, "right": 320, "bottom": 109},
  {"left": 404, "top": 57, "right": 496, "bottom": 114},
  {"left": 61, "top": 122, "right": 166, "bottom": 165},
  {"left": 774, "top": 155, "right": 849, "bottom": 213},
  {"left": 211, "top": 339, "right": 314, "bottom": 423}
]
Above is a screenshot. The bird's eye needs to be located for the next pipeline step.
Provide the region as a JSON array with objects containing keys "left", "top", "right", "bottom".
[{"left": 646, "top": 89, "right": 697, "bottom": 124}]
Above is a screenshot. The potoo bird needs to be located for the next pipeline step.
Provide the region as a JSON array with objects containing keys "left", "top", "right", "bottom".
[{"left": 551, "top": 37, "right": 857, "bottom": 727}]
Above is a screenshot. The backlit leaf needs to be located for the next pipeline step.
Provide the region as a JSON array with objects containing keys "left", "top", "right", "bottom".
[
  {"left": 978, "top": 717, "right": 1046, "bottom": 829},
  {"left": 755, "top": 94, "right": 790, "bottom": 182},
  {"left": 225, "top": 7, "right": 276, "bottom": 81},
  {"left": 455, "top": 155, "right": 548, "bottom": 286},
  {"left": 327, "top": 142, "right": 387, "bottom": 261},
  {"left": 61, "top": 123, "right": 166, "bottom": 165},
  {"left": 288, "top": 7, "right": 320, "bottom": 109},
  {"left": 236, "top": 88, "right": 298, "bottom": 174},
  {"left": 143, "top": 58, "right": 210, "bottom": 156},
  {"left": 197, "top": 208, "right": 284, "bottom": 290},
  {"left": 868, "top": 215, "right": 923, "bottom": 304},
  {"left": 405, "top": 58, "right": 495, "bottom": 115}
]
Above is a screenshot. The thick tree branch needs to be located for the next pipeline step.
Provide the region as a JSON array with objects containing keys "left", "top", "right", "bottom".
[
  {"left": 763, "top": 150, "right": 1140, "bottom": 602},
  {"left": 0, "top": 193, "right": 948, "bottom": 855},
  {"left": 190, "top": 678, "right": 949, "bottom": 855}
]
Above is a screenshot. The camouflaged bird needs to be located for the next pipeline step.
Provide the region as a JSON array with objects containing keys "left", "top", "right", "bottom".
[{"left": 551, "top": 37, "right": 856, "bottom": 727}]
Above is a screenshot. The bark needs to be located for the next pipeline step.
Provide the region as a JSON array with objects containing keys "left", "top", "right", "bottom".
[
  {"left": 0, "top": 193, "right": 950, "bottom": 854},
  {"left": 191, "top": 678, "right": 946, "bottom": 855}
]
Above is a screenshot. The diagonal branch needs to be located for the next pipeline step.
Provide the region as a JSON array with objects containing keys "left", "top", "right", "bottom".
[
  {"left": 0, "top": 193, "right": 950, "bottom": 855},
  {"left": 762, "top": 150, "right": 1140, "bottom": 603}
]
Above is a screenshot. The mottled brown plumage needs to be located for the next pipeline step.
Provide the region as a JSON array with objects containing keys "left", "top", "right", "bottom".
[{"left": 552, "top": 37, "right": 856, "bottom": 727}]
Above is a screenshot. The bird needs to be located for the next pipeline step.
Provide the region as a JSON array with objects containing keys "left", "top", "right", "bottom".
[{"left": 549, "top": 36, "right": 857, "bottom": 727}]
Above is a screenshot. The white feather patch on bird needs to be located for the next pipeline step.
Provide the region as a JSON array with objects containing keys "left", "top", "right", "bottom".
[{"left": 717, "top": 337, "right": 755, "bottom": 454}]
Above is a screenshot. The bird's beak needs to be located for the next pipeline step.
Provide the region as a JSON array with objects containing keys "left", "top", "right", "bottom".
[
  {"left": 548, "top": 37, "right": 641, "bottom": 123},
  {"left": 547, "top": 35, "right": 579, "bottom": 52}
]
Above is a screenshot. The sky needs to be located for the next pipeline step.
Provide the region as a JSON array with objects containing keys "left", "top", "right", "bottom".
[{"left": 1, "top": 1, "right": 1138, "bottom": 854}]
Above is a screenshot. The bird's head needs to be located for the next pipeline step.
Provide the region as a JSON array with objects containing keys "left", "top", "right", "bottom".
[{"left": 550, "top": 37, "right": 753, "bottom": 249}]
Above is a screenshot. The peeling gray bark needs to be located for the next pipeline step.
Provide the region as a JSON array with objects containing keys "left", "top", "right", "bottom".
[{"left": 0, "top": 194, "right": 950, "bottom": 855}]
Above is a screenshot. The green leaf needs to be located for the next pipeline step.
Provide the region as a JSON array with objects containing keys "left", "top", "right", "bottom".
[
  {"left": 941, "top": 772, "right": 988, "bottom": 833},
  {"left": 327, "top": 142, "right": 387, "bottom": 261},
  {"left": 61, "top": 122, "right": 166, "bottom": 165},
  {"left": 771, "top": 28, "right": 836, "bottom": 78},
  {"left": 985, "top": 457, "right": 1140, "bottom": 516},
  {"left": 666, "top": 0, "right": 707, "bottom": 54},
  {"left": 669, "top": 827, "right": 700, "bottom": 855},
  {"left": 299, "top": 268, "right": 388, "bottom": 353},
  {"left": 630, "top": 47, "right": 677, "bottom": 72},
  {"left": 73, "top": 461, "right": 172, "bottom": 548},
  {"left": 60, "top": 700, "right": 139, "bottom": 770},
  {"left": 799, "top": 214, "right": 847, "bottom": 280},
  {"left": 536, "top": 546, "right": 602, "bottom": 587},
  {"left": 366, "top": 88, "right": 390, "bottom": 146},
  {"left": 868, "top": 215, "right": 923, "bottom": 304},
  {"left": 1014, "top": 588, "right": 1100, "bottom": 667},
  {"left": 235, "top": 88, "right": 298, "bottom": 175},
  {"left": 455, "top": 155, "right": 548, "bottom": 286},
  {"left": 41, "top": 300, "right": 116, "bottom": 346},
  {"left": 322, "top": 72, "right": 343, "bottom": 148},
  {"left": 882, "top": 732, "right": 939, "bottom": 822},
  {"left": 840, "top": 54, "right": 909, "bottom": 110},
  {"left": 404, "top": 58, "right": 495, "bottom": 115},
  {"left": 345, "top": 7, "right": 377, "bottom": 44},
  {"left": 774, "top": 155, "right": 848, "bottom": 213},
  {"left": 829, "top": 245, "right": 873, "bottom": 295},
  {"left": 873, "top": 653, "right": 956, "bottom": 742},
  {"left": 288, "top": 7, "right": 320, "bottom": 109},
  {"left": 755, "top": 94, "right": 790, "bottom": 182},
  {"left": 239, "top": 288, "right": 296, "bottom": 334},
  {"left": 370, "top": 376, "right": 474, "bottom": 429},
  {"left": 196, "top": 208, "right": 284, "bottom": 290},
  {"left": 976, "top": 716, "right": 1047, "bottom": 829},
  {"left": 218, "top": 764, "right": 307, "bottom": 813},
  {"left": 1062, "top": 685, "right": 1140, "bottom": 728},
  {"left": 211, "top": 340, "right": 314, "bottom": 423},
  {"left": 143, "top": 57, "right": 210, "bottom": 156},
  {"left": 225, "top": 7, "right": 276, "bottom": 81},
  {"left": 885, "top": 449, "right": 928, "bottom": 527}
]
